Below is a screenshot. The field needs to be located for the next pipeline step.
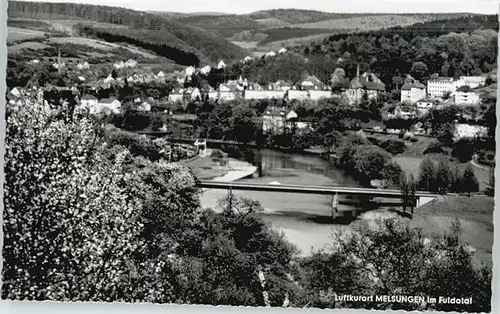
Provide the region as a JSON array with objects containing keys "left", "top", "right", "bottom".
[
  {"left": 7, "top": 27, "right": 46, "bottom": 43},
  {"left": 293, "top": 15, "right": 425, "bottom": 30}
]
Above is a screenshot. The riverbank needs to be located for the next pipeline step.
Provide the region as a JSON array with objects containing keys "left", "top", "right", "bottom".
[{"left": 183, "top": 153, "right": 257, "bottom": 181}]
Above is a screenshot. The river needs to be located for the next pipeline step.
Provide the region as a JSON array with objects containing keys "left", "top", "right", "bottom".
[{"left": 199, "top": 147, "right": 373, "bottom": 256}]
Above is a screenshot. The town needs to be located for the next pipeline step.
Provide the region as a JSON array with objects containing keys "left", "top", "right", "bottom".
[{"left": 3, "top": 1, "right": 497, "bottom": 313}]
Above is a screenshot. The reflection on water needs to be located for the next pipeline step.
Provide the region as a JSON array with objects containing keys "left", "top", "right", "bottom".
[
  {"left": 221, "top": 146, "right": 359, "bottom": 187},
  {"left": 200, "top": 145, "right": 371, "bottom": 255}
]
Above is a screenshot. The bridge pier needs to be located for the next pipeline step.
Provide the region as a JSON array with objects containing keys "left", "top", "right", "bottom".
[{"left": 331, "top": 193, "right": 339, "bottom": 220}]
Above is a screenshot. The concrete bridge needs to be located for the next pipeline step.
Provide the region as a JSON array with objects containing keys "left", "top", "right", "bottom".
[{"left": 197, "top": 181, "right": 440, "bottom": 219}]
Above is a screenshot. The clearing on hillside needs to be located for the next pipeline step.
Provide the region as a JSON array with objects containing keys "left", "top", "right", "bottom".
[{"left": 7, "top": 27, "right": 46, "bottom": 43}]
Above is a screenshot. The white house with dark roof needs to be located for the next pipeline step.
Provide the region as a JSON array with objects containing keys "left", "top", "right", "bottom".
[
  {"left": 454, "top": 86, "right": 481, "bottom": 105},
  {"left": 217, "top": 60, "right": 226, "bottom": 69},
  {"left": 80, "top": 94, "right": 98, "bottom": 110},
  {"left": 95, "top": 97, "right": 121, "bottom": 114},
  {"left": 168, "top": 88, "right": 185, "bottom": 102},
  {"left": 244, "top": 83, "right": 286, "bottom": 100},
  {"left": 401, "top": 80, "right": 426, "bottom": 104},
  {"left": 345, "top": 65, "right": 385, "bottom": 105},
  {"left": 454, "top": 76, "right": 486, "bottom": 89},
  {"left": 218, "top": 82, "right": 239, "bottom": 101},
  {"left": 262, "top": 107, "right": 298, "bottom": 135}
]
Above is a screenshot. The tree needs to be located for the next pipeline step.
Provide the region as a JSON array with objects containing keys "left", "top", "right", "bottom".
[
  {"left": 3, "top": 98, "right": 170, "bottom": 302},
  {"left": 111, "top": 69, "right": 118, "bottom": 79},
  {"left": 461, "top": 164, "right": 479, "bottom": 196},
  {"left": 436, "top": 159, "right": 451, "bottom": 194},
  {"left": 410, "top": 61, "right": 428, "bottom": 81},
  {"left": 418, "top": 157, "right": 437, "bottom": 192}
]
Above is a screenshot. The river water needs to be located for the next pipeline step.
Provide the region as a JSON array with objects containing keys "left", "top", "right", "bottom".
[{"left": 198, "top": 147, "right": 374, "bottom": 255}]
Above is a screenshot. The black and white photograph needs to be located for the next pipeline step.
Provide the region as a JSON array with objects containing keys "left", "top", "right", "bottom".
[{"left": 2, "top": 0, "right": 498, "bottom": 312}]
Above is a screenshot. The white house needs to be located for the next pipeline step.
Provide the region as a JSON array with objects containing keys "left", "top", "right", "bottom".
[
  {"left": 244, "top": 56, "right": 252, "bottom": 63},
  {"left": 453, "top": 124, "right": 488, "bottom": 141},
  {"left": 288, "top": 87, "right": 309, "bottom": 100},
  {"left": 416, "top": 99, "right": 434, "bottom": 110},
  {"left": 113, "top": 61, "right": 125, "bottom": 69},
  {"left": 218, "top": 83, "right": 237, "bottom": 101},
  {"left": 77, "top": 61, "right": 90, "bottom": 70},
  {"left": 400, "top": 81, "right": 426, "bottom": 104},
  {"left": 125, "top": 59, "right": 138, "bottom": 68},
  {"left": 278, "top": 48, "right": 287, "bottom": 54},
  {"left": 186, "top": 87, "right": 201, "bottom": 101},
  {"left": 265, "top": 51, "right": 276, "bottom": 58},
  {"left": 454, "top": 76, "right": 486, "bottom": 89},
  {"left": 244, "top": 83, "right": 286, "bottom": 100},
  {"left": 103, "top": 75, "right": 115, "bottom": 84},
  {"left": 10, "top": 87, "right": 21, "bottom": 98},
  {"left": 309, "top": 87, "right": 333, "bottom": 101},
  {"left": 200, "top": 65, "right": 211, "bottom": 75},
  {"left": 427, "top": 77, "right": 455, "bottom": 99},
  {"left": 94, "top": 98, "right": 121, "bottom": 114},
  {"left": 137, "top": 101, "right": 152, "bottom": 112},
  {"left": 217, "top": 60, "right": 226, "bottom": 69},
  {"left": 262, "top": 107, "right": 298, "bottom": 135},
  {"left": 454, "top": 91, "right": 481, "bottom": 105},
  {"left": 185, "top": 66, "right": 196, "bottom": 77},
  {"left": 168, "top": 88, "right": 185, "bottom": 102},
  {"left": 157, "top": 71, "right": 165, "bottom": 78}
]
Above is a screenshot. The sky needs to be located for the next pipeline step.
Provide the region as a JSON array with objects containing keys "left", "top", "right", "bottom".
[{"left": 17, "top": 0, "right": 500, "bottom": 14}]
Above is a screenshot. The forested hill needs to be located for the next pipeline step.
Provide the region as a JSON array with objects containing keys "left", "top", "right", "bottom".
[
  {"left": 7, "top": 1, "right": 248, "bottom": 65},
  {"left": 321, "top": 14, "right": 499, "bottom": 43},
  {"left": 227, "top": 14, "right": 497, "bottom": 91}
]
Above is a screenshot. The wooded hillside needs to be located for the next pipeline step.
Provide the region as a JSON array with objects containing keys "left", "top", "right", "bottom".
[{"left": 8, "top": 1, "right": 248, "bottom": 64}]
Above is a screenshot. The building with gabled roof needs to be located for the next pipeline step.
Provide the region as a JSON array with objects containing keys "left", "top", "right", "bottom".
[
  {"left": 345, "top": 65, "right": 385, "bottom": 105},
  {"left": 262, "top": 106, "right": 298, "bottom": 135},
  {"left": 401, "top": 79, "right": 426, "bottom": 104}
]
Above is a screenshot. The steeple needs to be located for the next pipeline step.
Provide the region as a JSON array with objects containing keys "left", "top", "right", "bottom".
[
  {"left": 57, "top": 48, "right": 61, "bottom": 74},
  {"left": 356, "top": 64, "right": 360, "bottom": 78}
]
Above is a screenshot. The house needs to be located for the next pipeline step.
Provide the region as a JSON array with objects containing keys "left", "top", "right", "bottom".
[
  {"left": 80, "top": 95, "right": 99, "bottom": 111},
  {"left": 157, "top": 71, "right": 165, "bottom": 78},
  {"left": 201, "top": 86, "right": 218, "bottom": 100},
  {"left": 95, "top": 98, "right": 121, "bottom": 114},
  {"left": 125, "top": 59, "right": 138, "bottom": 68},
  {"left": 265, "top": 51, "right": 276, "bottom": 58},
  {"left": 278, "top": 48, "right": 287, "bottom": 54},
  {"left": 309, "top": 86, "right": 333, "bottom": 101},
  {"left": 168, "top": 88, "right": 185, "bottom": 102},
  {"left": 137, "top": 101, "right": 152, "bottom": 112},
  {"left": 345, "top": 65, "right": 385, "bottom": 105},
  {"left": 261, "top": 107, "right": 298, "bottom": 135},
  {"left": 77, "top": 61, "right": 90, "bottom": 70},
  {"left": 218, "top": 83, "right": 238, "bottom": 101},
  {"left": 300, "top": 76, "right": 323, "bottom": 91},
  {"left": 185, "top": 66, "right": 196, "bottom": 77},
  {"left": 244, "top": 83, "right": 286, "bottom": 100},
  {"left": 186, "top": 87, "right": 201, "bottom": 101},
  {"left": 287, "top": 86, "right": 309, "bottom": 100},
  {"left": 113, "top": 61, "right": 125, "bottom": 69},
  {"left": 29, "top": 59, "right": 40, "bottom": 64},
  {"left": 273, "top": 80, "right": 292, "bottom": 91},
  {"left": 200, "top": 65, "right": 211, "bottom": 75},
  {"left": 77, "top": 76, "right": 86, "bottom": 82},
  {"left": 10, "top": 87, "right": 21, "bottom": 98},
  {"left": 453, "top": 124, "right": 488, "bottom": 141},
  {"left": 217, "top": 60, "right": 226, "bottom": 69},
  {"left": 427, "top": 77, "right": 455, "bottom": 99},
  {"left": 454, "top": 76, "right": 486, "bottom": 89},
  {"left": 244, "top": 56, "right": 252, "bottom": 63},
  {"left": 103, "top": 75, "right": 115, "bottom": 84},
  {"left": 454, "top": 86, "right": 481, "bottom": 105},
  {"left": 52, "top": 62, "right": 65, "bottom": 69},
  {"left": 400, "top": 80, "right": 426, "bottom": 104}
]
